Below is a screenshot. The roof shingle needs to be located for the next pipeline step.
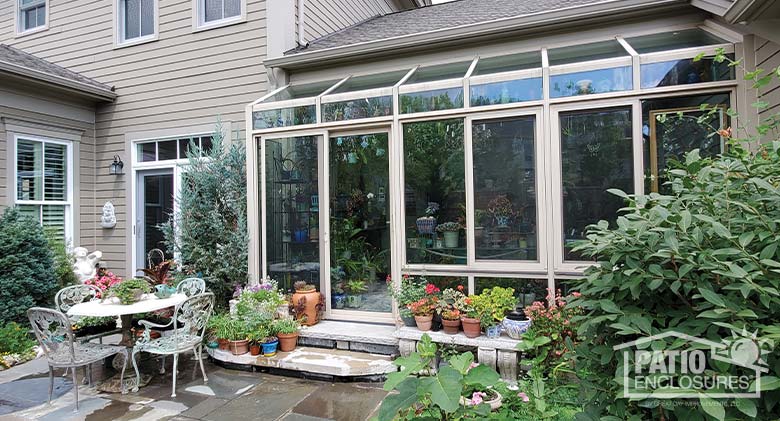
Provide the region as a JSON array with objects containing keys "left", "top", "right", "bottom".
[{"left": 0, "top": 44, "right": 113, "bottom": 93}]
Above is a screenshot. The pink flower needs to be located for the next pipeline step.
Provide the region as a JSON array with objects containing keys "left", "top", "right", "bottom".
[
  {"left": 517, "top": 392, "right": 529, "bottom": 402},
  {"left": 469, "top": 391, "right": 486, "bottom": 405},
  {"left": 468, "top": 362, "right": 479, "bottom": 371},
  {"left": 572, "top": 291, "right": 581, "bottom": 298}
]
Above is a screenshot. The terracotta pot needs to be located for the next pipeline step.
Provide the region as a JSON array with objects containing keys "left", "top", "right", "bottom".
[
  {"left": 291, "top": 289, "right": 323, "bottom": 326},
  {"left": 249, "top": 344, "right": 261, "bottom": 356},
  {"left": 217, "top": 338, "right": 229, "bottom": 351},
  {"left": 441, "top": 318, "right": 460, "bottom": 334},
  {"left": 461, "top": 317, "right": 482, "bottom": 338},
  {"left": 277, "top": 332, "right": 299, "bottom": 352},
  {"left": 228, "top": 339, "right": 249, "bottom": 355},
  {"left": 414, "top": 315, "right": 434, "bottom": 331}
]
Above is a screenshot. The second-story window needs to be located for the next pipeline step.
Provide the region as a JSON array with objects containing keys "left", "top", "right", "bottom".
[
  {"left": 198, "top": 0, "right": 242, "bottom": 27},
  {"left": 118, "top": 0, "right": 156, "bottom": 45},
  {"left": 18, "top": 0, "right": 47, "bottom": 34}
]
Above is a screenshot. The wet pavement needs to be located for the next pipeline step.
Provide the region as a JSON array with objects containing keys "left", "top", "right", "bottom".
[{"left": 0, "top": 348, "right": 389, "bottom": 421}]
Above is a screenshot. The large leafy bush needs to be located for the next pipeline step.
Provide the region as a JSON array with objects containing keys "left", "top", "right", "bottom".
[
  {"left": 0, "top": 208, "right": 58, "bottom": 323},
  {"left": 162, "top": 122, "right": 248, "bottom": 304}
]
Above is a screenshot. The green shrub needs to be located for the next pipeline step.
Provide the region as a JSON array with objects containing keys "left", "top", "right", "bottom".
[
  {"left": 0, "top": 208, "right": 58, "bottom": 324},
  {"left": 45, "top": 229, "right": 78, "bottom": 290},
  {"left": 0, "top": 322, "right": 36, "bottom": 355}
]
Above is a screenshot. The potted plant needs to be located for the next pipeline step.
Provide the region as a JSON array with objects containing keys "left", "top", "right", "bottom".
[
  {"left": 274, "top": 318, "right": 300, "bottom": 352},
  {"left": 332, "top": 280, "right": 346, "bottom": 309},
  {"left": 387, "top": 275, "right": 426, "bottom": 327},
  {"left": 487, "top": 195, "right": 516, "bottom": 228},
  {"left": 215, "top": 316, "right": 249, "bottom": 355},
  {"left": 472, "top": 286, "right": 516, "bottom": 338},
  {"left": 435, "top": 222, "right": 462, "bottom": 248},
  {"left": 459, "top": 297, "right": 482, "bottom": 338},
  {"left": 259, "top": 323, "right": 279, "bottom": 357},
  {"left": 345, "top": 279, "right": 367, "bottom": 308},
  {"left": 416, "top": 202, "right": 439, "bottom": 234},
  {"left": 437, "top": 286, "right": 466, "bottom": 334},
  {"left": 407, "top": 296, "right": 438, "bottom": 331},
  {"left": 247, "top": 326, "right": 267, "bottom": 356},
  {"left": 290, "top": 280, "right": 323, "bottom": 326},
  {"left": 207, "top": 313, "right": 230, "bottom": 350},
  {"left": 106, "top": 278, "right": 151, "bottom": 305}
]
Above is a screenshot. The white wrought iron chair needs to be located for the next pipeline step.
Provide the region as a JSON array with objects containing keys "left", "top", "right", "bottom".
[
  {"left": 131, "top": 293, "right": 214, "bottom": 397},
  {"left": 176, "top": 277, "right": 206, "bottom": 297},
  {"left": 55, "top": 285, "right": 121, "bottom": 342},
  {"left": 27, "top": 308, "right": 128, "bottom": 411}
]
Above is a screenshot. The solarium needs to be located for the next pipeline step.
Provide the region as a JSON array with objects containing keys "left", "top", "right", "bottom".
[{"left": 246, "top": 22, "right": 742, "bottom": 324}]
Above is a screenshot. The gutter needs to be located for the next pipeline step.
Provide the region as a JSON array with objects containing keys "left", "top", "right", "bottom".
[
  {"left": 0, "top": 60, "right": 116, "bottom": 102},
  {"left": 265, "top": 0, "right": 686, "bottom": 70},
  {"left": 723, "top": 0, "right": 778, "bottom": 23}
]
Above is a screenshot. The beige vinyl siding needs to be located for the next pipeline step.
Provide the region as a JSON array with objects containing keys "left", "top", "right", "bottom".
[
  {"left": 0, "top": 0, "right": 268, "bottom": 275},
  {"left": 302, "top": 0, "right": 395, "bottom": 44},
  {"left": 756, "top": 37, "right": 780, "bottom": 121},
  {"left": 0, "top": 118, "right": 6, "bottom": 209}
]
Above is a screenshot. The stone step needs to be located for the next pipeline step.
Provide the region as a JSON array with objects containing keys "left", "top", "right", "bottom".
[
  {"left": 297, "top": 321, "right": 398, "bottom": 355},
  {"left": 206, "top": 346, "right": 398, "bottom": 380}
]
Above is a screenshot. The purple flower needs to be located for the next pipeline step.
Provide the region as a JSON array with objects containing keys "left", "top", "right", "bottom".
[{"left": 469, "top": 391, "right": 486, "bottom": 406}]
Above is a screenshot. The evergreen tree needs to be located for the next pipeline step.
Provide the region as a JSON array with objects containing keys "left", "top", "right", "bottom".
[{"left": 162, "top": 122, "right": 248, "bottom": 304}]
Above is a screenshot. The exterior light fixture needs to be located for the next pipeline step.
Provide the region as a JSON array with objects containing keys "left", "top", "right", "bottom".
[{"left": 109, "top": 155, "right": 124, "bottom": 175}]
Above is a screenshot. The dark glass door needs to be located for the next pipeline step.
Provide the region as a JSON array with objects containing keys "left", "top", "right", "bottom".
[{"left": 136, "top": 170, "right": 174, "bottom": 269}]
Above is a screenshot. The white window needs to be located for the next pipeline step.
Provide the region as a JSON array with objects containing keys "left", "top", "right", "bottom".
[
  {"left": 14, "top": 136, "right": 73, "bottom": 241},
  {"left": 17, "top": 0, "right": 47, "bottom": 34},
  {"left": 117, "top": 0, "right": 156, "bottom": 45},
  {"left": 195, "top": 0, "right": 243, "bottom": 29}
]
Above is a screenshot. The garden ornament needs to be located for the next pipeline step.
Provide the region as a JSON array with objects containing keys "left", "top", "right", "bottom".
[
  {"left": 100, "top": 201, "right": 117, "bottom": 229},
  {"left": 73, "top": 247, "right": 103, "bottom": 283}
]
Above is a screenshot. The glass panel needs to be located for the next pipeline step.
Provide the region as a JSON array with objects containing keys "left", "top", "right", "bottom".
[
  {"left": 400, "top": 87, "right": 463, "bottom": 114},
  {"left": 640, "top": 54, "right": 734, "bottom": 88},
  {"left": 42, "top": 205, "right": 66, "bottom": 240},
  {"left": 253, "top": 105, "right": 317, "bottom": 129},
  {"left": 548, "top": 40, "right": 628, "bottom": 66},
  {"left": 16, "top": 204, "right": 40, "bottom": 223},
  {"left": 123, "top": 0, "right": 140, "bottom": 40},
  {"left": 550, "top": 66, "right": 632, "bottom": 98},
  {"left": 157, "top": 140, "right": 178, "bottom": 160},
  {"left": 138, "top": 142, "right": 156, "bottom": 162},
  {"left": 412, "top": 275, "right": 467, "bottom": 293},
  {"left": 200, "top": 136, "right": 214, "bottom": 154},
  {"left": 330, "top": 133, "right": 391, "bottom": 313},
  {"left": 143, "top": 173, "right": 174, "bottom": 265},
  {"left": 404, "top": 119, "right": 466, "bottom": 265},
  {"left": 225, "top": 0, "right": 240, "bottom": 18},
  {"left": 473, "top": 52, "right": 541, "bottom": 76},
  {"left": 23, "top": 9, "right": 37, "bottom": 30},
  {"left": 179, "top": 138, "right": 195, "bottom": 159},
  {"left": 472, "top": 116, "right": 538, "bottom": 261},
  {"left": 204, "top": 0, "right": 222, "bottom": 22},
  {"left": 470, "top": 78, "right": 542, "bottom": 106},
  {"left": 642, "top": 93, "right": 730, "bottom": 193},
  {"left": 263, "top": 80, "right": 340, "bottom": 103},
  {"left": 37, "top": 5, "right": 45, "bottom": 26},
  {"left": 322, "top": 96, "right": 392, "bottom": 122},
  {"left": 626, "top": 29, "right": 728, "bottom": 54},
  {"left": 44, "top": 143, "right": 67, "bottom": 201},
  {"left": 140, "top": 0, "right": 154, "bottom": 37},
  {"left": 475, "top": 278, "right": 547, "bottom": 307},
  {"left": 16, "top": 139, "right": 43, "bottom": 201},
  {"left": 560, "top": 107, "right": 633, "bottom": 261},
  {"left": 330, "top": 70, "right": 409, "bottom": 94},
  {"left": 404, "top": 61, "right": 471, "bottom": 84},
  {"left": 265, "top": 136, "right": 320, "bottom": 292}
]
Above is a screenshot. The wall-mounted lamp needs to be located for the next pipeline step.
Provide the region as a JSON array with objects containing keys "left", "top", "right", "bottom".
[{"left": 109, "top": 155, "right": 124, "bottom": 175}]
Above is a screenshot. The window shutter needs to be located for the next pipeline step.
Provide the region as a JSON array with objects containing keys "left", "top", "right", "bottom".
[
  {"left": 44, "top": 142, "right": 67, "bottom": 201},
  {"left": 42, "top": 205, "right": 66, "bottom": 239}
]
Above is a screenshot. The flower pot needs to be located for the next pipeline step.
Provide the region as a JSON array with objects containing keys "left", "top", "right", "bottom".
[
  {"left": 291, "top": 289, "right": 322, "bottom": 326},
  {"left": 461, "top": 390, "right": 503, "bottom": 411},
  {"left": 228, "top": 339, "right": 249, "bottom": 355},
  {"left": 261, "top": 339, "right": 279, "bottom": 357},
  {"left": 217, "top": 338, "right": 229, "bottom": 351},
  {"left": 346, "top": 294, "right": 362, "bottom": 308},
  {"left": 485, "top": 325, "right": 501, "bottom": 338},
  {"left": 333, "top": 294, "right": 346, "bottom": 309},
  {"left": 414, "top": 315, "right": 434, "bottom": 331},
  {"left": 461, "top": 317, "right": 481, "bottom": 338},
  {"left": 249, "top": 344, "right": 261, "bottom": 356},
  {"left": 441, "top": 318, "right": 460, "bottom": 334},
  {"left": 502, "top": 317, "right": 531, "bottom": 340},
  {"left": 416, "top": 217, "right": 437, "bottom": 234},
  {"left": 443, "top": 231, "right": 459, "bottom": 248},
  {"left": 277, "top": 332, "right": 299, "bottom": 352},
  {"left": 401, "top": 314, "right": 416, "bottom": 327},
  {"left": 495, "top": 215, "right": 510, "bottom": 227}
]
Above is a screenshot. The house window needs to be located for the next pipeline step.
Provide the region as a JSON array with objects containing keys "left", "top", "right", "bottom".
[
  {"left": 14, "top": 137, "right": 72, "bottom": 240},
  {"left": 118, "top": 0, "right": 156, "bottom": 44},
  {"left": 18, "top": 0, "right": 47, "bottom": 33},
  {"left": 197, "top": 0, "right": 242, "bottom": 27},
  {"left": 136, "top": 135, "right": 213, "bottom": 163}
]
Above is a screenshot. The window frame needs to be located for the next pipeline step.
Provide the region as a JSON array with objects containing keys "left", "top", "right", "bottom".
[
  {"left": 192, "top": 0, "right": 247, "bottom": 32},
  {"left": 12, "top": 134, "right": 74, "bottom": 241},
  {"left": 115, "top": 0, "right": 159, "bottom": 48},
  {"left": 15, "top": 0, "right": 49, "bottom": 36}
]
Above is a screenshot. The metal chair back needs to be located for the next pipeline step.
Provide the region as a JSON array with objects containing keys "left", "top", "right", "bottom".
[
  {"left": 173, "top": 293, "right": 214, "bottom": 343},
  {"left": 27, "top": 307, "right": 75, "bottom": 364},
  {"left": 176, "top": 277, "right": 206, "bottom": 297},
  {"left": 55, "top": 284, "right": 101, "bottom": 312}
]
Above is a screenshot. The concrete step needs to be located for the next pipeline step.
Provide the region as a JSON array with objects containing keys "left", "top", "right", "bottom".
[
  {"left": 206, "top": 346, "right": 398, "bottom": 380},
  {"left": 297, "top": 321, "right": 398, "bottom": 355}
]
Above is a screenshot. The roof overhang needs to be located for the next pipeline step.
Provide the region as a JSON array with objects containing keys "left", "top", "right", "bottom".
[
  {"left": 723, "top": 0, "right": 780, "bottom": 23},
  {"left": 0, "top": 60, "right": 116, "bottom": 102},
  {"left": 265, "top": 0, "right": 692, "bottom": 71}
]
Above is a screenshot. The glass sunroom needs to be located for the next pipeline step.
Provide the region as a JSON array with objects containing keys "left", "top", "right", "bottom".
[{"left": 247, "top": 24, "right": 740, "bottom": 323}]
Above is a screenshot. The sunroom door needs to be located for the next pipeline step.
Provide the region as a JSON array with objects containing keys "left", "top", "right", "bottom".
[{"left": 327, "top": 130, "right": 392, "bottom": 321}]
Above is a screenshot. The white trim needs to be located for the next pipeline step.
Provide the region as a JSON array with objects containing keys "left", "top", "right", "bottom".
[
  {"left": 192, "top": 0, "right": 247, "bottom": 33},
  {"left": 114, "top": 0, "right": 159, "bottom": 49},
  {"left": 15, "top": 0, "right": 49, "bottom": 37},
  {"left": 639, "top": 43, "right": 734, "bottom": 64},
  {"left": 548, "top": 56, "right": 633, "bottom": 75}
]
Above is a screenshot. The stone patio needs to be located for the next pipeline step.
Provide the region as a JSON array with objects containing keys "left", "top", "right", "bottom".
[{"left": 0, "top": 347, "right": 390, "bottom": 421}]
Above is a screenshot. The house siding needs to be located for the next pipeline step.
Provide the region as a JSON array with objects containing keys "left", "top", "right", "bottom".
[
  {"left": 755, "top": 37, "right": 780, "bottom": 121},
  {"left": 302, "top": 0, "right": 395, "bottom": 44}
]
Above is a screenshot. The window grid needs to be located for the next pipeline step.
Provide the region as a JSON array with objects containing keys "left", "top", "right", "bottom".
[
  {"left": 200, "top": 0, "right": 241, "bottom": 26},
  {"left": 18, "top": 0, "right": 46, "bottom": 33},
  {"left": 119, "top": 0, "right": 155, "bottom": 44},
  {"left": 135, "top": 135, "right": 214, "bottom": 163}
]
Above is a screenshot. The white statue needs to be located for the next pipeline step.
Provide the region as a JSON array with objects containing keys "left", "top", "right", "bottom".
[
  {"left": 73, "top": 247, "right": 103, "bottom": 283},
  {"left": 101, "top": 201, "right": 116, "bottom": 229}
]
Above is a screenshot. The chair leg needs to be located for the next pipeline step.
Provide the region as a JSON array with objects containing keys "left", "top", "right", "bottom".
[
  {"left": 71, "top": 364, "right": 79, "bottom": 412},
  {"left": 171, "top": 354, "right": 179, "bottom": 398},
  {"left": 86, "top": 365, "right": 92, "bottom": 387},
  {"left": 48, "top": 365, "right": 54, "bottom": 404},
  {"left": 159, "top": 356, "right": 166, "bottom": 374},
  {"left": 131, "top": 349, "right": 141, "bottom": 393},
  {"left": 197, "top": 345, "right": 208, "bottom": 383},
  {"left": 119, "top": 350, "right": 128, "bottom": 395}
]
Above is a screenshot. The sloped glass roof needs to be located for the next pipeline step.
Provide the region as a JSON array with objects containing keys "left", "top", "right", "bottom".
[
  {"left": 473, "top": 51, "right": 541, "bottom": 76},
  {"left": 329, "top": 70, "right": 410, "bottom": 95},
  {"left": 625, "top": 28, "right": 728, "bottom": 54},
  {"left": 403, "top": 61, "right": 473, "bottom": 84},
  {"left": 263, "top": 79, "right": 341, "bottom": 103},
  {"left": 547, "top": 40, "right": 629, "bottom": 66}
]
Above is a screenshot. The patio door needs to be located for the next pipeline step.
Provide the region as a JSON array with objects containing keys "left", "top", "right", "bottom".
[
  {"left": 327, "top": 130, "right": 392, "bottom": 320},
  {"left": 135, "top": 169, "right": 174, "bottom": 269}
]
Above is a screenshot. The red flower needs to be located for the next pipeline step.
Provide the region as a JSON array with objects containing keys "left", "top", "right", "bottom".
[
  {"left": 457, "top": 285, "right": 464, "bottom": 292},
  {"left": 385, "top": 275, "right": 392, "bottom": 284},
  {"left": 425, "top": 284, "right": 440, "bottom": 295}
]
